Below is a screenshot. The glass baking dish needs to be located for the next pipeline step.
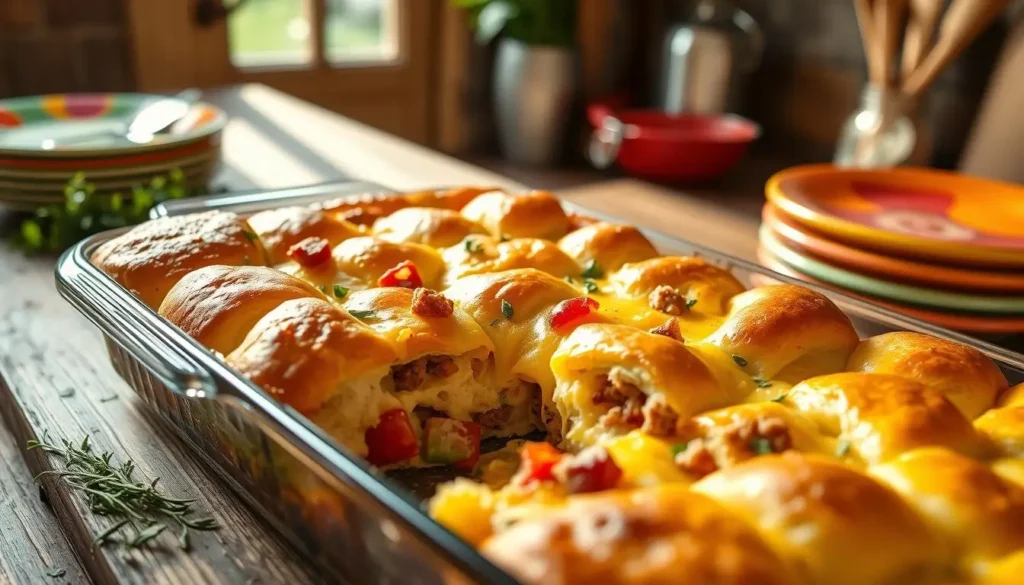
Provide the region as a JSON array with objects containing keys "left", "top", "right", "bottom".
[{"left": 56, "top": 180, "right": 1024, "bottom": 585}]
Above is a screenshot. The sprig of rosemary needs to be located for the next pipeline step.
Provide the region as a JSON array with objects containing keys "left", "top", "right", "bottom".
[
  {"left": 27, "top": 432, "right": 219, "bottom": 551},
  {"left": 15, "top": 170, "right": 192, "bottom": 253}
]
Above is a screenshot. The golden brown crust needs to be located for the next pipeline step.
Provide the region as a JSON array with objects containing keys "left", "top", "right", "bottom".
[
  {"left": 482, "top": 486, "right": 796, "bottom": 585},
  {"left": 847, "top": 332, "right": 1007, "bottom": 419},
  {"left": 444, "top": 237, "right": 581, "bottom": 285},
  {"left": 247, "top": 206, "right": 363, "bottom": 265},
  {"left": 225, "top": 298, "right": 396, "bottom": 414},
  {"left": 787, "top": 373, "right": 980, "bottom": 463},
  {"left": 869, "top": 447, "right": 1024, "bottom": 560},
  {"left": 91, "top": 211, "right": 264, "bottom": 309},
  {"left": 460, "top": 190, "right": 571, "bottom": 241},
  {"left": 371, "top": 207, "right": 487, "bottom": 247},
  {"left": 342, "top": 287, "right": 493, "bottom": 361},
  {"left": 693, "top": 452, "right": 946, "bottom": 585},
  {"left": 707, "top": 285, "right": 859, "bottom": 382},
  {"left": 158, "top": 266, "right": 323, "bottom": 355},
  {"left": 556, "top": 222, "right": 659, "bottom": 273},
  {"left": 329, "top": 236, "right": 446, "bottom": 289},
  {"left": 610, "top": 256, "right": 745, "bottom": 316}
]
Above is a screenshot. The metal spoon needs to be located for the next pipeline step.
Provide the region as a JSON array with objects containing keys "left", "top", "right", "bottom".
[{"left": 40, "top": 89, "right": 202, "bottom": 150}]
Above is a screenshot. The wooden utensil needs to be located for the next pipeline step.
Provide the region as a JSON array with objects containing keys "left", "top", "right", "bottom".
[
  {"left": 876, "top": 0, "right": 908, "bottom": 87},
  {"left": 854, "top": 0, "right": 885, "bottom": 85},
  {"left": 901, "top": 0, "right": 945, "bottom": 82},
  {"left": 903, "top": 0, "right": 1012, "bottom": 96}
]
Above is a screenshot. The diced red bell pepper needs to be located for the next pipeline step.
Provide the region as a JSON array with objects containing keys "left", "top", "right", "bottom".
[
  {"left": 558, "top": 445, "right": 623, "bottom": 494},
  {"left": 422, "top": 418, "right": 482, "bottom": 470},
  {"left": 287, "top": 236, "right": 331, "bottom": 267},
  {"left": 365, "top": 409, "right": 419, "bottom": 466},
  {"left": 550, "top": 296, "right": 600, "bottom": 330},
  {"left": 378, "top": 260, "right": 423, "bottom": 289},
  {"left": 515, "top": 442, "right": 565, "bottom": 485}
]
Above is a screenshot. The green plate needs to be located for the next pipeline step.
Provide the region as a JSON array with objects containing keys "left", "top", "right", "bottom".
[
  {"left": 0, "top": 93, "right": 226, "bottom": 158},
  {"left": 759, "top": 225, "right": 1024, "bottom": 314}
]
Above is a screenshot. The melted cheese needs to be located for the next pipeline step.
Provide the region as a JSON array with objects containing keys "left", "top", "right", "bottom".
[{"left": 602, "top": 431, "right": 691, "bottom": 487}]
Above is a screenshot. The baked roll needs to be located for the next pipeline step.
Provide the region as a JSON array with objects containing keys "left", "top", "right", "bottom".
[
  {"left": 692, "top": 452, "right": 946, "bottom": 585},
  {"left": 340, "top": 287, "right": 531, "bottom": 435},
  {"left": 609, "top": 256, "right": 746, "bottom": 316},
  {"left": 371, "top": 207, "right": 487, "bottom": 248},
  {"left": 443, "top": 236, "right": 581, "bottom": 285},
  {"left": 786, "top": 373, "right": 980, "bottom": 464},
  {"left": 159, "top": 265, "right": 323, "bottom": 355},
  {"left": 279, "top": 236, "right": 446, "bottom": 291},
  {"left": 225, "top": 297, "right": 399, "bottom": 455},
  {"left": 869, "top": 447, "right": 1024, "bottom": 564},
  {"left": 551, "top": 323, "right": 742, "bottom": 449},
  {"left": 556, "top": 222, "right": 659, "bottom": 273},
  {"left": 247, "top": 205, "right": 363, "bottom": 264},
  {"left": 847, "top": 331, "right": 1007, "bottom": 419},
  {"left": 481, "top": 486, "right": 796, "bottom": 585},
  {"left": 706, "top": 285, "right": 860, "bottom": 383},
  {"left": 443, "top": 268, "right": 583, "bottom": 434},
  {"left": 460, "top": 190, "right": 571, "bottom": 241},
  {"left": 975, "top": 383, "right": 1024, "bottom": 457},
  {"left": 92, "top": 210, "right": 265, "bottom": 309}
]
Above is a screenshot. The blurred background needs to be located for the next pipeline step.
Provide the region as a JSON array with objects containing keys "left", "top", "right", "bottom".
[{"left": 2, "top": 0, "right": 1021, "bottom": 176}]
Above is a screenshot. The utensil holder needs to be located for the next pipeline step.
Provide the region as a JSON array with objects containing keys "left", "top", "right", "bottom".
[{"left": 834, "top": 84, "right": 932, "bottom": 168}]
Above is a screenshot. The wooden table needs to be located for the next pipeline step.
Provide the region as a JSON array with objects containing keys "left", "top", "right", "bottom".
[{"left": 0, "top": 84, "right": 760, "bottom": 585}]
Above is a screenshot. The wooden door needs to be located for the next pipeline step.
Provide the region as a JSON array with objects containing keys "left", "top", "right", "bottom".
[{"left": 125, "top": 0, "right": 437, "bottom": 144}]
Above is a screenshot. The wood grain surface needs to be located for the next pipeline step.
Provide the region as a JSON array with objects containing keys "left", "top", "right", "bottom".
[{"left": 0, "top": 84, "right": 761, "bottom": 585}]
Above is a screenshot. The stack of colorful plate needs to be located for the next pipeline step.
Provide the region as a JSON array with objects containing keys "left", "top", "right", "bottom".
[
  {"left": 758, "top": 164, "right": 1024, "bottom": 335},
  {"left": 0, "top": 93, "right": 226, "bottom": 210}
]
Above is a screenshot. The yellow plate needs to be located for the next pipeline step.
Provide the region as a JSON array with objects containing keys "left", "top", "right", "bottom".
[{"left": 766, "top": 164, "right": 1024, "bottom": 268}]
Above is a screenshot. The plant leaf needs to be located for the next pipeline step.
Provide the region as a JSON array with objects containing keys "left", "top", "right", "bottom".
[{"left": 475, "top": 0, "right": 516, "bottom": 44}]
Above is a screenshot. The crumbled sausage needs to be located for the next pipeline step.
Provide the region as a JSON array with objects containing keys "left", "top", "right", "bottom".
[
  {"left": 640, "top": 395, "right": 678, "bottom": 437},
  {"left": 474, "top": 404, "right": 514, "bottom": 429},
  {"left": 674, "top": 439, "right": 718, "bottom": 478},
  {"left": 676, "top": 415, "right": 794, "bottom": 473},
  {"left": 593, "top": 369, "right": 643, "bottom": 405},
  {"left": 648, "top": 285, "right": 689, "bottom": 315},
  {"left": 649, "top": 318, "right": 683, "bottom": 342},
  {"left": 412, "top": 288, "right": 454, "bottom": 318},
  {"left": 392, "top": 356, "right": 459, "bottom": 392},
  {"left": 600, "top": 397, "right": 645, "bottom": 429}
]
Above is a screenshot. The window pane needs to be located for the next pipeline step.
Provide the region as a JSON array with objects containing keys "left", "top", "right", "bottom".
[
  {"left": 324, "top": 0, "right": 398, "bottom": 64},
  {"left": 229, "top": 0, "right": 313, "bottom": 68}
]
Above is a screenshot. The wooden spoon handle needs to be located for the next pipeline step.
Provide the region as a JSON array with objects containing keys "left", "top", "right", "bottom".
[
  {"left": 855, "top": 0, "right": 885, "bottom": 86},
  {"left": 877, "top": 0, "right": 908, "bottom": 87},
  {"left": 901, "top": 0, "right": 944, "bottom": 82},
  {"left": 904, "top": 0, "right": 1011, "bottom": 96}
]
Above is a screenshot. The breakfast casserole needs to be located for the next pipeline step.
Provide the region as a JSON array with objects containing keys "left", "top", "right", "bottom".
[{"left": 93, "top": 186, "right": 1024, "bottom": 585}]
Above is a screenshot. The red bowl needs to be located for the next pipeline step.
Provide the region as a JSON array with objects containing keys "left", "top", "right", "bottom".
[{"left": 588, "top": 103, "right": 760, "bottom": 182}]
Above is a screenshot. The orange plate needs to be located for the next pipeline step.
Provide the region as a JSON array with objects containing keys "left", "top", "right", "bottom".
[
  {"left": 766, "top": 164, "right": 1024, "bottom": 268},
  {"left": 756, "top": 244, "right": 1024, "bottom": 334},
  {"left": 762, "top": 204, "right": 1024, "bottom": 293}
]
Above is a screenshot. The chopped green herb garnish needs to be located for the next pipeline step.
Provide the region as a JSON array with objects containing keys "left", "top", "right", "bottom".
[
  {"left": 835, "top": 439, "right": 851, "bottom": 458},
  {"left": 769, "top": 392, "right": 788, "bottom": 403},
  {"left": 27, "top": 432, "right": 219, "bottom": 552},
  {"left": 349, "top": 309, "right": 377, "bottom": 320},
  {"left": 242, "top": 230, "right": 258, "bottom": 244},
  {"left": 754, "top": 377, "right": 773, "bottom": 389},
  {"left": 750, "top": 438, "right": 773, "bottom": 455},
  {"left": 671, "top": 442, "right": 690, "bottom": 457},
  {"left": 333, "top": 284, "right": 349, "bottom": 298},
  {"left": 582, "top": 279, "right": 600, "bottom": 294},
  {"left": 45, "top": 569, "right": 66, "bottom": 578},
  {"left": 581, "top": 259, "right": 604, "bottom": 279},
  {"left": 563, "top": 275, "right": 575, "bottom": 284},
  {"left": 316, "top": 285, "right": 327, "bottom": 294},
  {"left": 685, "top": 298, "right": 698, "bottom": 309},
  {"left": 501, "top": 299, "right": 514, "bottom": 320},
  {"left": 463, "top": 238, "right": 484, "bottom": 254},
  {"left": 732, "top": 355, "right": 748, "bottom": 367}
]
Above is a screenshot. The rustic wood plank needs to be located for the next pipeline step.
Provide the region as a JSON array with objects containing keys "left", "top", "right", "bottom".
[
  {"left": 0, "top": 415, "right": 91, "bottom": 585},
  {"left": 0, "top": 243, "right": 325, "bottom": 585}
]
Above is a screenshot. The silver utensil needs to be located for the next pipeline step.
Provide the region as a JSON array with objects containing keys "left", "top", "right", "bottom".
[{"left": 41, "top": 89, "right": 201, "bottom": 150}]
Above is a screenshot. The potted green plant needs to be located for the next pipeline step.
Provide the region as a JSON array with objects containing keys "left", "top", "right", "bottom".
[{"left": 453, "top": 0, "right": 579, "bottom": 166}]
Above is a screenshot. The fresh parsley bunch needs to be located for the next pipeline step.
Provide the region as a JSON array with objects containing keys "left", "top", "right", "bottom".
[{"left": 17, "top": 170, "right": 191, "bottom": 253}]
